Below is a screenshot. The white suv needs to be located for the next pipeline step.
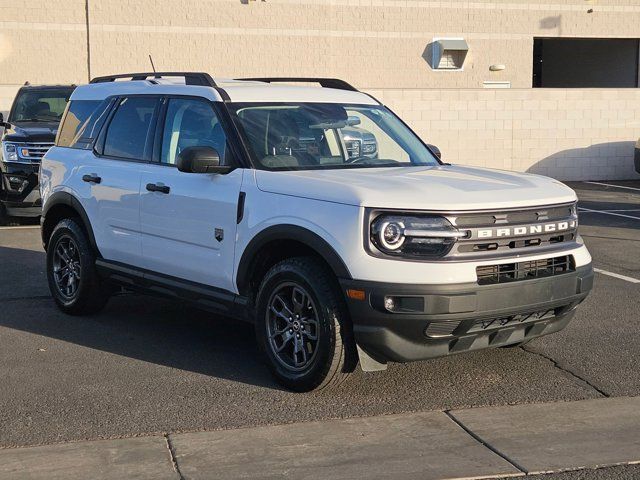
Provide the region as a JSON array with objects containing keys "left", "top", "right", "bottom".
[{"left": 40, "top": 72, "right": 593, "bottom": 391}]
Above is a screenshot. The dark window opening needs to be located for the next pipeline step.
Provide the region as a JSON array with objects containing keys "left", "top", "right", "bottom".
[
  {"left": 533, "top": 38, "right": 640, "bottom": 88},
  {"left": 103, "top": 97, "right": 158, "bottom": 160}
]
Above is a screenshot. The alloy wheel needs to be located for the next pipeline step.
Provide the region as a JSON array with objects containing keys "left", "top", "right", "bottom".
[
  {"left": 266, "top": 282, "right": 320, "bottom": 372},
  {"left": 52, "top": 235, "right": 82, "bottom": 299}
]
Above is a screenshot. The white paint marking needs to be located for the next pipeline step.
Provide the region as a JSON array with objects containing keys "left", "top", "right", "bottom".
[
  {"left": 578, "top": 207, "right": 640, "bottom": 221},
  {"left": 586, "top": 181, "right": 640, "bottom": 192},
  {"left": 0, "top": 225, "right": 40, "bottom": 230},
  {"left": 598, "top": 209, "right": 640, "bottom": 212},
  {"left": 594, "top": 268, "right": 640, "bottom": 284}
]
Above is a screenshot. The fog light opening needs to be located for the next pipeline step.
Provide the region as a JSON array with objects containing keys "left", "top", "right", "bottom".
[{"left": 384, "top": 296, "right": 395, "bottom": 311}]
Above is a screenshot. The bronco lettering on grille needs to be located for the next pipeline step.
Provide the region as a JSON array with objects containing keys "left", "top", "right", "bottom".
[{"left": 472, "top": 220, "right": 577, "bottom": 240}]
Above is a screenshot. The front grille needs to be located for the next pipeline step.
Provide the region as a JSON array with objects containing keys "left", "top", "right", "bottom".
[
  {"left": 18, "top": 142, "right": 54, "bottom": 162},
  {"left": 454, "top": 205, "right": 574, "bottom": 228},
  {"left": 476, "top": 255, "right": 574, "bottom": 285},
  {"left": 423, "top": 304, "right": 572, "bottom": 340},
  {"left": 468, "top": 309, "right": 555, "bottom": 333},
  {"left": 444, "top": 203, "right": 578, "bottom": 259}
]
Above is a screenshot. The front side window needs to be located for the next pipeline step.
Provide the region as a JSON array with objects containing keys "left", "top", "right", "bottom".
[
  {"left": 9, "top": 88, "right": 74, "bottom": 123},
  {"left": 160, "top": 98, "right": 227, "bottom": 165},
  {"left": 230, "top": 103, "right": 439, "bottom": 170},
  {"left": 103, "top": 97, "right": 158, "bottom": 160}
]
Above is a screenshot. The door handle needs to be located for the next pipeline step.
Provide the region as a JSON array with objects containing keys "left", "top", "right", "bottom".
[
  {"left": 146, "top": 183, "right": 170, "bottom": 194},
  {"left": 82, "top": 174, "right": 101, "bottom": 184}
]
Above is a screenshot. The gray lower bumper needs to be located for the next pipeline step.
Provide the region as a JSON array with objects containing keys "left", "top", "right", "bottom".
[{"left": 340, "top": 263, "right": 594, "bottom": 365}]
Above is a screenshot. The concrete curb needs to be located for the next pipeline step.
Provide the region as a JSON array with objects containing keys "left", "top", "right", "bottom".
[{"left": 1, "top": 396, "right": 639, "bottom": 480}]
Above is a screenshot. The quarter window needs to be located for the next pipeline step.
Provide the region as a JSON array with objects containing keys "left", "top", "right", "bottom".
[
  {"left": 57, "top": 100, "right": 111, "bottom": 149},
  {"left": 160, "top": 98, "right": 227, "bottom": 165},
  {"left": 103, "top": 97, "right": 158, "bottom": 160}
]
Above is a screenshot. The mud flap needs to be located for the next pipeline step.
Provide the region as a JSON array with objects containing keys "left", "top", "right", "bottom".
[{"left": 357, "top": 345, "right": 387, "bottom": 372}]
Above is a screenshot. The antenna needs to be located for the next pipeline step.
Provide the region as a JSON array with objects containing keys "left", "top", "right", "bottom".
[{"left": 148, "top": 54, "right": 156, "bottom": 73}]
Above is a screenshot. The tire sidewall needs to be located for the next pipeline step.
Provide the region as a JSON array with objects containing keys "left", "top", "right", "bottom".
[
  {"left": 256, "top": 262, "right": 338, "bottom": 390},
  {"left": 46, "top": 219, "right": 96, "bottom": 310}
]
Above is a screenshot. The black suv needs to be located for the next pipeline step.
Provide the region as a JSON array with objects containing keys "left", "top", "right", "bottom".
[{"left": 0, "top": 84, "right": 75, "bottom": 223}]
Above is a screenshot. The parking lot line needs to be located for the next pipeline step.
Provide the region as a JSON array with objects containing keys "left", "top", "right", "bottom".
[
  {"left": 578, "top": 207, "right": 640, "bottom": 221},
  {"left": 0, "top": 225, "right": 40, "bottom": 230},
  {"left": 594, "top": 268, "right": 640, "bottom": 284},
  {"left": 586, "top": 181, "right": 640, "bottom": 192},
  {"left": 597, "top": 209, "right": 640, "bottom": 212}
]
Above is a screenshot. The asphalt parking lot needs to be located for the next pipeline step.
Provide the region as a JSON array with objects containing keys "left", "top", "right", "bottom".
[{"left": 1, "top": 180, "right": 639, "bottom": 478}]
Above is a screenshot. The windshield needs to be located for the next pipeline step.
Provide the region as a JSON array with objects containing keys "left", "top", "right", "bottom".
[
  {"left": 230, "top": 103, "right": 440, "bottom": 170},
  {"left": 9, "top": 88, "right": 74, "bottom": 123}
]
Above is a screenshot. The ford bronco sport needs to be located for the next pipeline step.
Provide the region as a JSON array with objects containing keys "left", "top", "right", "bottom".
[
  {"left": 1, "top": 84, "right": 74, "bottom": 223},
  {"left": 40, "top": 72, "right": 593, "bottom": 391}
]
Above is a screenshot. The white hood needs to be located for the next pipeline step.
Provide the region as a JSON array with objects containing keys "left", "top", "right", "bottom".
[{"left": 255, "top": 165, "right": 577, "bottom": 211}]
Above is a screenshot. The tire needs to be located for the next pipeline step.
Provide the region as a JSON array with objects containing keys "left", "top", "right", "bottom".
[
  {"left": 46, "top": 218, "right": 111, "bottom": 315},
  {"left": 255, "top": 257, "right": 357, "bottom": 392},
  {"left": 0, "top": 203, "right": 8, "bottom": 226}
]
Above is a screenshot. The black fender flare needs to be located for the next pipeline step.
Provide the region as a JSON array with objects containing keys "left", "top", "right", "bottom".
[
  {"left": 41, "top": 191, "right": 99, "bottom": 254},
  {"left": 236, "top": 224, "right": 352, "bottom": 294}
]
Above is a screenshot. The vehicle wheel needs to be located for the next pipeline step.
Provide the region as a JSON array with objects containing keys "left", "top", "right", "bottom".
[
  {"left": 255, "top": 257, "right": 357, "bottom": 392},
  {"left": 0, "top": 203, "right": 8, "bottom": 226},
  {"left": 46, "top": 218, "right": 110, "bottom": 315}
]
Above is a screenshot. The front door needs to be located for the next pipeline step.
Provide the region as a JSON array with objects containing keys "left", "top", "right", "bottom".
[{"left": 139, "top": 97, "right": 243, "bottom": 292}]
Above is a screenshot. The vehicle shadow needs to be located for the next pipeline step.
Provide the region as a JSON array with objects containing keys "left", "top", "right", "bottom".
[
  {"left": 527, "top": 141, "right": 639, "bottom": 182},
  {"left": 0, "top": 245, "right": 282, "bottom": 391}
]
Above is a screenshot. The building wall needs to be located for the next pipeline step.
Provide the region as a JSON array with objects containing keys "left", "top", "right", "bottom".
[{"left": 1, "top": 0, "right": 639, "bottom": 180}]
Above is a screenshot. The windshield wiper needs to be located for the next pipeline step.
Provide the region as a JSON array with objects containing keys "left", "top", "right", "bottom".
[{"left": 15, "top": 118, "right": 45, "bottom": 123}]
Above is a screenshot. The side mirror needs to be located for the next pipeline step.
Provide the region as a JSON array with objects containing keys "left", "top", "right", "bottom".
[
  {"left": 177, "top": 146, "right": 233, "bottom": 174},
  {"left": 0, "top": 112, "right": 6, "bottom": 128},
  {"left": 427, "top": 144, "right": 442, "bottom": 160},
  {"left": 346, "top": 115, "right": 361, "bottom": 126}
]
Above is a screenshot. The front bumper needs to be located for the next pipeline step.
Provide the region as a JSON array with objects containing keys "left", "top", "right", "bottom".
[
  {"left": 340, "top": 263, "right": 593, "bottom": 365},
  {"left": 0, "top": 161, "right": 41, "bottom": 217}
]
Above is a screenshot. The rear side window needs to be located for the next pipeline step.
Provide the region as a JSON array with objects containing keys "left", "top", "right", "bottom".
[
  {"left": 57, "top": 100, "right": 111, "bottom": 149},
  {"left": 103, "top": 97, "right": 158, "bottom": 160}
]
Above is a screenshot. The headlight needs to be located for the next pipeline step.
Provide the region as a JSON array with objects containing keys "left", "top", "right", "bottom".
[
  {"left": 2, "top": 142, "right": 18, "bottom": 162},
  {"left": 370, "top": 214, "right": 466, "bottom": 258},
  {"left": 362, "top": 141, "right": 377, "bottom": 155}
]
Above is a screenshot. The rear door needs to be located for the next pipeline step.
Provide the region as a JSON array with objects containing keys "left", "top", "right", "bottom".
[
  {"left": 139, "top": 96, "right": 243, "bottom": 292},
  {"left": 80, "top": 96, "right": 159, "bottom": 267}
]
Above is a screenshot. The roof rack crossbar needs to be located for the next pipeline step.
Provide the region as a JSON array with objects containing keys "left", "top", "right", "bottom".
[
  {"left": 238, "top": 77, "right": 358, "bottom": 92},
  {"left": 90, "top": 72, "right": 218, "bottom": 87}
]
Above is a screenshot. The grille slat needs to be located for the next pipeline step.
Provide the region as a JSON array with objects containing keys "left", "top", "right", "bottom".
[
  {"left": 18, "top": 142, "right": 54, "bottom": 162},
  {"left": 476, "top": 255, "right": 574, "bottom": 285}
]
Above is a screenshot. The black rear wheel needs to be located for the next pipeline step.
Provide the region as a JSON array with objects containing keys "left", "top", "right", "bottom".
[
  {"left": 255, "top": 257, "right": 357, "bottom": 392},
  {"left": 46, "top": 218, "right": 111, "bottom": 315}
]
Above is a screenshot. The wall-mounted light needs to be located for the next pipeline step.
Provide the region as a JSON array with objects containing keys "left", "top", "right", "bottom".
[{"left": 489, "top": 64, "right": 506, "bottom": 72}]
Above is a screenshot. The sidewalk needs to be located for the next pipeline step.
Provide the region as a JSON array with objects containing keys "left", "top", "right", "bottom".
[{"left": 2, "top": 396, "right": 639, "bottom": 480}]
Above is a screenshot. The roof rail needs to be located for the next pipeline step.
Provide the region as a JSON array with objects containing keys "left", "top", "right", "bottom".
[
  {"left": 238, "top": 77, "right": 358, "bottom": 92},
  {"left": 90, "top": 72, "right": 217, "bottom": 87}
]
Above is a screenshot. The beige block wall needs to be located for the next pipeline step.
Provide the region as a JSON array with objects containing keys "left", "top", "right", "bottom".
[
  {"left": 373, "top": 88, "right": 640, "bottom": 181},
  {"left": 1, "top": 0, "right": 639, "bottom": 180}
]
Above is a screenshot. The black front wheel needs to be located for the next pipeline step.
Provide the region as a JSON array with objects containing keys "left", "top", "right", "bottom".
[
  {"left": 46, "top": 218, "right": 111, "bottom": 315},
  {"left": 255, "top": 257, "right": 357, "bottom": 392},
  {"left": 0, "top": 203, "right": 8, "bottom": 226}
]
